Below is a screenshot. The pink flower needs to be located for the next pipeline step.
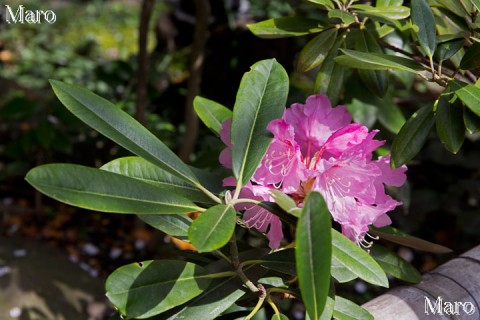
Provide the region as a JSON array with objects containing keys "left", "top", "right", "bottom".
[
  {"left": 219, "top": 119, "right": 232, "bottom": 169},
  {"left": 219, "top": 94, "right": 407, "bottom": 246}
]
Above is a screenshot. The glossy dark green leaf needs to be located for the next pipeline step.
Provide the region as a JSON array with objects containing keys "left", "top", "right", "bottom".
[
  {"left": 315, "top": 34, "right": 347, "bottom": 106},
  {"left": 391, "top": 104, "right": 435, "bottom": 168},
  {"left": 332, "top": 230, "right": 388, "bottom": 287},
  {"left": 328, "top": 10, "right": 355, "bottom": 25},
  {"left": 319, "top": 286, "right": 335, "bottom": 320},
  {"left": 369, "top": 226, "right": 452, "bottom": 253},
  {"left": 451, "top": 81, "right": 480, "bottom": 116},
  {"left": 297, "top": 28, "right": 338, "bottom": 72},
  {"left": 370, "top": 244, "right": 421, "bottom": 283},
  {"left": 188, "top": 205, "right": 236, "bottom": 252},
  {"left": 436, "top": 0, "right": 470, "bottom": 17},
  {"left": 333, "top": 296, "right": 374, "bottom": 320},
  {"left": 194, "top": 96, "right": 232, "bottom": 136},
  {"left": 351, "top": 5, "right": 410, "bottom": 20},
  {"left": 261, "top": 248, "right": 296, "bottom": 275},
  {"left": 247, "top": 18, "right": 324, "bottom": 39},
  {"left": 435, "top": 95, "right": 465, "bottom": 154},
  {"left": 331, "top": 256, "right": 358, "bottom": 283},
  {"left": 49, "top": 80, "right": 199, "bottom": 186},
  {"left": 101, "top": 157, "right": 215, "bottom": 204},
  {"left": 464, "top": 107, "right": 480, "bottom": 134},
  {"left": 377, "top": 93, "right": 406, "bottom": 134},
  {"left": 411, "top": 0, "right": 436, "bottom": 57},
  {"left": 460, "top": 42, "right": 480, "bottom": 70},
  {"left": 307, "top": 0, "right": 334, "bottom": 9},
  {"left": 106, "top": 260, "right": 211, "bottom": 319},
  {"left": 25, "top": 164, "right": 202, "bottom": 214},
  {"left": 231, "top": 59, "right": 289, "bottom": 187},
  {"left": 296, "top": 192, "right": 332, "bottom": 320},
  {"left": 335, "top": 49, "right": 422, "bottom": 72},
  {"left": 435, "top": 38, "right": 464, "bottom": 62},
  {"left": 355, "top": 29, "right": 388, "bottom": 97},
  {"left": 270, "top": 190, "right": 300, "bottom": 217},
  {"left": 138, "top": 214, "right": 192, "bottom": 241}
]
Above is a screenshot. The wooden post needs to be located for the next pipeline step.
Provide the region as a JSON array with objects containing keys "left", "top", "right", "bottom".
[{"left": 363, "top": 245, "right": 480, "bottom": 319}]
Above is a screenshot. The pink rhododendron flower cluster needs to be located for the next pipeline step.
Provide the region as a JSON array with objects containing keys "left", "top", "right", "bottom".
[{"left": 220, "top": 94, "right": 407, "bottom": 248}]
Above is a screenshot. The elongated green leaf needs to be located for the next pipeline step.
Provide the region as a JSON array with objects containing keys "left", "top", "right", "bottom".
[
  {"left": 296, "top": 192, "right": 332, "bottom": 320},
  {"left": 411, "top": 0, "right": 436, "bottom": 57},
  {"left": 369, "top": 226, "right": 452, "bottom": 253},
  {"left": 271, "top": 314, "right": 290, "bottom": 320},
  {"left": 464, "top": 108, "right": 480, "bottom": 134},
  {"left": 106, "top": 260, "right": 211, "bottom": 319},
  {"left": 333, "top": 296, "right": 373, "bottom": 320},
  {"left": 194, "top": 96, "right": 232, "bottom": 136},
  {"left": 355, "top": 29, "right": 388, "bottom": 97},
  {"left": 332, "top": 230, "right": 388, "bottom": 287},
  {"left": 328, "top": 10, "right": 355, "bottom": 25},
  {"left": 436, "top": 0, "right": 470, "bottom": 17},
  {"left": 261, "top": 248, "right": 296, "bottom": 275},
  {"left": 247, "top": 18, "right": 324, "bottom": 39},
  {"left": 159, "top": 250, "right": 268, "bottom": 320},
  {"left": 435, "top": 95, "right": 465, "bottom": 154},
  {"left": 450, "top": 81, "right": 480, "bottom": 117},
  {"left": 331, "top": 256, "right": 357, "bottom": 283},
  {"left": 307, "top": 0, "right": 334, "bottom": 10},
  {"left": 231, "top": 59, "right": 289, "bottom": 187},
  {"left": 270, "top": 190, "right": 300, "bottom": 217},
  {"left": 352, "top": 5, "right": 410, "bottom": 19},
  {"left": 377, "top": 0, "right": 403, "bottom": 6},
  {"left": 101, "top": 157, "right": 215, "bottom": 204},
  {"left": 138, "top": 214, "right": 192, "bottom": 241},
  {"left": 335, "top": 49, "right": 422, "bottom": 73},
  {"left": 391, "top": 104, "right": 434, "bottom": 168},
  {"left": 473, "top": 0, "right": 480, "bottom": 11},
  {"left": 49, "top": 80, "right": 199, "bottom": 186},
  {"left": 370, "top": 244, "right": 421, "bottom": 283},
  {"left": 460, "top": 42, "right": 480, "bottom": 70},
  {"left": 25, "top": 164, "right": 202, "bottom": 214},
  {"left": 435, "top": 38, "right": 464, "bottom": 62},
  {"left": 377, "top": 93, "right": 406, "bottom": 134},
  {"left": 297, "top": 28, "right": 337, "bottom": 72},
  {"left": 319, "top": 286, "right": 335, "bottom": 320},
  {"left": 315, "top": 34, "right": 346, "bottom": 106},
  {"left": 188, "top": 205, "right": 236, "bottom": 252}
]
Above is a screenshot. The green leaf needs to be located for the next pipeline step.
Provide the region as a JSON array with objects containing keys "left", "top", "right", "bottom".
[
  {"left": 411, "top": 0, "right": 436, "bottom": 57},
  {"left": 188, "top": 205, "right": 236, "bottom": 252},
  {"left": 377, "top": 93, "right": 406, "bottom": 134},
  {"left": 464, "top": 107, "right": 480, "bottom": 134},
  {"left": 435, "top": 95, "right": 465, "bottom": 154},
  {"left": 451, "top": 81, "right": 480, "bottom": 117},
  {"left": 25, "top": 164, "right": 202, "bottom": 214},
  {"left": 436, "top": 0, "right": 470, "bottom": 17},
  {"left": 231, "top": 59, "right": 289, "bottom": 187},
  {"left": 49, "top": 80, "right": 199, "bottom": 186},
  {"left": 328, "top": 10, "right": 355, "bottom": 25},
  {"left": 194, "top": 96, "right": 232, "bottom": 136},
  {"left": 247, "top": 18, "right": 324, "bottom": 39},
  {"left": 332, "top": 229, "right": 388, "bottom": 287},
  {"left": 376, "top": 0, "right": 403, "bottom": 6},
  {"left": 138, "top": 214, "right": 192, "bottom": 241},
  {"left": 106, "top": 260, "right": 211, "bottom": 319},
  {"left": 315, "top": 34, "right": 347, "bottom": 106},
  {"left": 307, "top": 0, "right": 334, "bottom": 9},
  {"left": 319, "top": 287, "right": 335, "bottom": 320},
  {"left": 260, "top": 248, "right": 296, "bottom": 275},
  {"left": 331, "top": 256, "right": 358, "bottom": 283},
  {"left": 460, "top": 42, "right": 480, "bottom": 70},
  {"left": 270, "top": 190, "right": 300, "bottom": 217},
  {"left": 271, "top": 314, "right": 290, "bottom": 320},
  {"left": 435, "top": 38, "right": 464, "bottom": 62},
  {"left": 296, "top": 192, "right": 332, "bottom": 320},
  {"left": 335, "top": 49, "right": 422, "bottom": 73},
  {"left": 391, "top": 104, "right": 435, "bottom": 168},
  {"left": 355, "top": 29, "right": 388, "bottom": 97},
  {"left": 158, "top": 250, "right": 267, "bottom": 320},
  {"left": 472, "top": 0, "right": 480, "bottom": 12},
  {"left": 369, "top": 226, "right": 452, "bottom": 253},
  {"left": 370, "top": 244, "right": 421, "bottom": 283},
  {"left": 297, "top": 28, "right": 338, "bottom": 72},
  {"left": 333, "top": 296, "right": 374, "bottom": 320},
  {"left": 351, "top": 5, "right": 410, "bottom": 20},
  {"left": 101, "top": 157, "right": 215, "bottom": 204}
]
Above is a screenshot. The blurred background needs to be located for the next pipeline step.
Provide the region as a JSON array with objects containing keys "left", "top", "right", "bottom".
[{"left": 1, "top": 0, "right": 480, "bottom": 319}]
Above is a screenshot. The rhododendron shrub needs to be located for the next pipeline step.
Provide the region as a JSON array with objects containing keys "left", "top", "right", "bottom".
[
  {"left": 220, "top": 94, "right": 407, "bottom": 248},
  {"left": 27, "top": 59, "right": 438, "bottom": 320}
]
